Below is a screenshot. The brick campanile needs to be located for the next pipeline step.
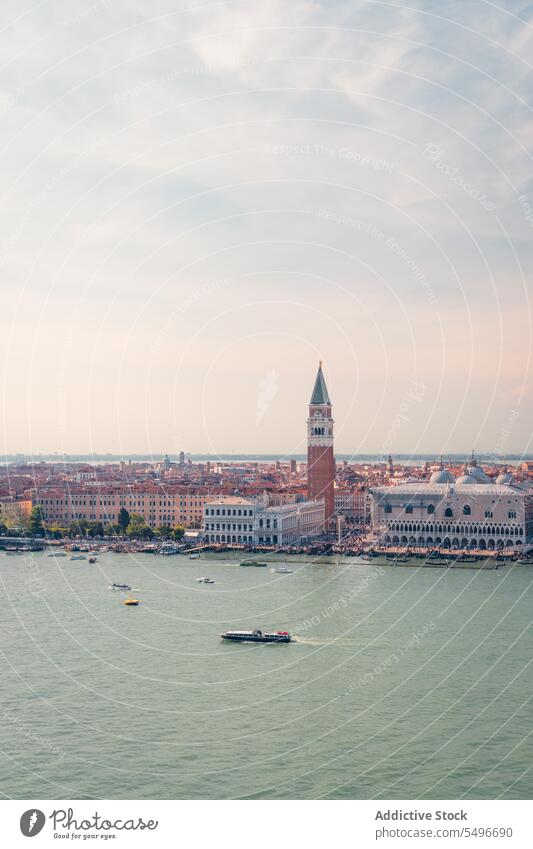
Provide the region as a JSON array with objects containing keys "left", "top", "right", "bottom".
[{"left": 307, "top": 362, "right": 335, "bottom": 531}]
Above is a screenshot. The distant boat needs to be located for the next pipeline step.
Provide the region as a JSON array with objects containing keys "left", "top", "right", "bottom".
[
  {"left": 189, "top": 552, "right": 200, "bottom": 560},
  {"left": 123, "top": 595, "right": 140, "bottom": 606},
  {"left": 69, "top": 554, "right": 87, "bottom": 561},
  {"left": 88, "top": 557, "right": 97, "bottom": 564},
  {"left": 196, "top": 577, "right": 215, "bottom": 584},
  {"left": 220, "top": 629, "right": 291, "bottom": 643},
  {"left": 159, "top": 544, "right": 180, "bottom": 555},
  {"left": 47, "top": 551, "right": 66, "bottom": 557},
  {"left": 109, "top": 583, "right": 131, "bottom": 591},
  {"left": 271, "top": 566, "right": 293, "bottom": 574},
  {"left": 240, "top": 560, "right": 268, "bottom": 567}
]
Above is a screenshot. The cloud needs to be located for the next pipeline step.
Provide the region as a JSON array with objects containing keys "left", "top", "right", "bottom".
[{"left": 0, "top": 0, "right": 532, "bottom": 452}]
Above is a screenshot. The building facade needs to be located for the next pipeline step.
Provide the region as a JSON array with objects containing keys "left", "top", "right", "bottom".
[
  {"left": 203, "top": 496, "right": 325, "bottom": 546},
  {"left": 0, "top": 497, "right": 33, "bottom": 527},
  {"left": 33, "top": 488, "right": 213, "bottom": 529},
  {"left": 307, "top": 362, "right": 335, "bottom": 530},
  {"left": 370, "top": 461, "right": 532, "bottom": 549},
  {"left": 335, "top": 490, "right": 371, "bottom": 525}
]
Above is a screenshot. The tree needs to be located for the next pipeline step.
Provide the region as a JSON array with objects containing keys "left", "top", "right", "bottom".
[
  {"left": 126, "top": 514, "right": 154, "bottom": 539},
  {"left": 87, "top": 521, "right": 104, "bottom": 538},
  {"left": 0, "top": 521, "right": 7, "bottom": 536},
  {"left": 155, "top": 525, "right": 172, "bottom": 539},
  {"left": 117, "top": 508, "right": 130, "bottom": 533},
  {"left": 29, "top": 506, "right": 45, "bottom": 537},
  {"left": 68, "top": 520, "right": 89, "bottom": 538},
  {"left": 46, "top": 526, "right": 68, "bottom": 540},
  {"left": 172, "top": 525, "right": 186, "bottom": 541}
]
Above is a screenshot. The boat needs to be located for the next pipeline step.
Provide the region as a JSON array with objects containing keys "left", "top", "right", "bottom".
[
  {"left": 123, "top": 595, "right": 140, "bottom": 606},
  {"left": 189, "top": 552, "right": 200, "bottom": 560},
  {"left": 196, "top": 577, "right": 215, "bottom": 584},
  {"left": 220, "top": 629, "right": 291, "bottom": 643},
  {"left": 159, "top": 544, "right": 180, "bottom": 555},
  {"left": 47, "top": 551, "right": 66, "bottom": 557},
  {"left": 239, "top": 560, "right": 268, "bottom": 567},
  {"left": 109, "top": 583, "right": 131, "bottom": 591},
  {"left": 88, "top": 557, "right": 97, "bottom": 564},
  {"left": 271, "top": 566, "right": 293, "bottom": 574},
  {"left": 69, "top": 554, "right": 87, "bottom": 561}
]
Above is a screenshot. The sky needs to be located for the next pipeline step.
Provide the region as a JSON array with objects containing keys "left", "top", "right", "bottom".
[{"left": 1, "top": 0, "right": 532, "bottom": 456}]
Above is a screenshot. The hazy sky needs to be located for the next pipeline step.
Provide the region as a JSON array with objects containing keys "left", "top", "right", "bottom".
[{"left": 1, "top": 1, "right": 532, "bottom": 456}]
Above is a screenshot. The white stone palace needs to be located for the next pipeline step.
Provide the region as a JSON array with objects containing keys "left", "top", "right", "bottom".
[
  {"left": 203, "top": 496, "right": 325, "bottom": 546},
  {"left": 370, "top": 456, "right": 533, "bottom": 550}
]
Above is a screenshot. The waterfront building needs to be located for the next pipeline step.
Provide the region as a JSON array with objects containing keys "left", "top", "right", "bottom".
[
  {"left": 33, "top": 487, "right": 215, "bottom": 529},
  {"left": 0, "top": 496, "right": 33, "bottom": 527},
  {"left": 202, "top": 496, "right": 325, "bottom": 546},
  {"left": 307, "top": 362, "right": 335, "bottom": 530},
  {"left": 335, "top": 490, "right": 371, "bottom": 525},
  {"left": 370, "top": 458, "right": 533, "bottom": 549}
]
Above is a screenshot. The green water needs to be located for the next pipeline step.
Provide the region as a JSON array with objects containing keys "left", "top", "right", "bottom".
[{"left": 0, "top": 551, "right": 531, "bottom": 799}]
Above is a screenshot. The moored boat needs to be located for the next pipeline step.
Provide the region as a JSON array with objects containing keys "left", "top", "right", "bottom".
[
  {"left": 109, "top": 582, "right": 131, "bottom": 591},
  {"left": 239, "top": 560, "right": 268, "bottom": 567},
  {"left": 220, "top": 629, "right": 291, "bottom": 643}
]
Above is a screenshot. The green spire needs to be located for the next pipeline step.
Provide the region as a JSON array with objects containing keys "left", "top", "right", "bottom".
[{"left": 310, "top": 361, "right": 331, "bottom": 405}]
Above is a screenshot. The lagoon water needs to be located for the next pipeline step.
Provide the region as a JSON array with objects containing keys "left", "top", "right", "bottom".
[{"left": 0, "top": 551, "right": 531, "bottom": 799}]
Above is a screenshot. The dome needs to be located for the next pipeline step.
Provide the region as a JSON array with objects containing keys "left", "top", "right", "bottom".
[
  {"left": 464, "top": 452, "right": 492, "bottom": 483},
  {"left": 456, "top": 473, "right": 478, "bottom": 485},
  {"left": 430, "top": 469, "right": 455, "bottom": 484},
  {"left": 429, "top": 458, "right": 455, "bottom": 484},
  {"left": 496, "top": 471, "right": 514, "bottom": 485},
  {"left": 467, "top": 465, "right": 491, "bottom": 483}
]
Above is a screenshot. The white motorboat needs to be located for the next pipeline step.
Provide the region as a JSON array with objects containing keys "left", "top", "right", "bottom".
[{"left": 196, "top": 577, "right": 215, "bottom": 584}]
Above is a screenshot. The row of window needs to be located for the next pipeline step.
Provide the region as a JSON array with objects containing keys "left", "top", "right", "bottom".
[
  {"left": 385, "top": 503, "right": 517, "bottom": 519},
  {"left": 205, "top": 508, "right": 253, "bottom": 517}
]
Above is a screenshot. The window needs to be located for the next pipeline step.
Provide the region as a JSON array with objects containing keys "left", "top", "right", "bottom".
[
  {"left": 444, "top": 507, "right": 453, "bottom": 517},
  {"left": 405, "top": 505, "right": 413, "bottom": 514},
  {"left": 427, "top": 504, "right": 435, "bottom": 514},
  {"left": 485, "top": 510, "right": 493, "bottom": 518},
  {"left": 385, "top": 505, "right": 392, "bottom": 514},
  {"left": 508, "top": 510, "right": 517, "bottom": 519},
  {"left": 463, "top": 505, "right": 471, "bottom": 515}
]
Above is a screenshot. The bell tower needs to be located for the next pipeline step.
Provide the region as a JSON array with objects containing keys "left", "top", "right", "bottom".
[{"left": 307, "top": 362, "right": 335, "bottom": 530}]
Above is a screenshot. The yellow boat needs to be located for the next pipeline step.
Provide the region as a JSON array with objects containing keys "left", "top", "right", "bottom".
[{"left": 123, "top": 595, "right": 140, "bottom": 606}]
